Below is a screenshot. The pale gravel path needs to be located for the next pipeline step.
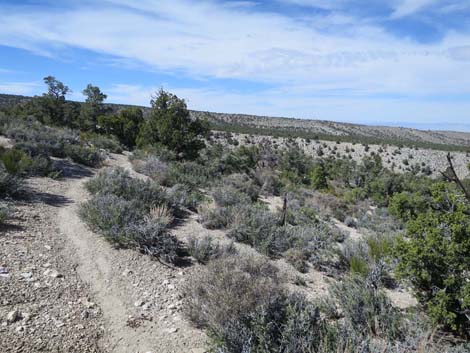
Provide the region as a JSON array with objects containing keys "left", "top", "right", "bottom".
[{"left": 57, "top": 155, "right": 207, "bottom": 353}]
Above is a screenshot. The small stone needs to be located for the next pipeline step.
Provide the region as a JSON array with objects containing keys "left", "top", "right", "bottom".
[
  {"left": 162, "top": 279, "right": 170, "bottom": 286},
  {"left": 168, "top": 327, "right": 178, "bottom": 333},
  {"left": 0, "top": 267, "right": 8, "bottom": 274},
  {"left": 15, "top": 325, "right": 25, "bottom": 333},
  {"left": 43, "top": 269, "right": 62, "bottom": 278},
  {"left": 76, "top": 324, "right": 85, "bottom": 330},
  {"left": 122, "top": 269, "right": 132, "bottom": 276},
  {"left": 167, "top": 304, "right": 176, "bottom": 310},
  {"left": 6, "top": 310, "right": 21, "bottom": 324},
  {"left": 20, "top": 272, "right": 33, "bottom": 279},
  {"left": 44, "top": 245, "right": 52, "bottom": 250},
  {"left": 84, "top": 300, "right": 95, "bottom": 309},
  {"left": 43, "top": 263, "right": 51, "bottom": 268},
  {"left": 134, "top": 300, "right": 145, "bottom": 307},
  {"left": 142, "top": 303, "right": 152, "bottom": 311},
  {"left": 167, "top": 284, "right": 175, "bottom": 290}
]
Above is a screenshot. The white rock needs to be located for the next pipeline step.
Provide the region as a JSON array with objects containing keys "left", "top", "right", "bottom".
[
  {"left": 6, "top": 310, "right": 21, "bottom": 324},
  {"left": 20, "top": 272, "right": 33, "bottom": 279},
  {"left": 134, "top": 300, "right": 145, "bottom": 307},
  {"left": 43, "top": 269, "right": 62, "bottom": 278}
]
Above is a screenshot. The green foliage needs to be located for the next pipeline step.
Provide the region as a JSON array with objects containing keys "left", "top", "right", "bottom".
[
  {"left": 388, "top": 191, "right": 427, "bottom": 222},
  {"left": 137, "top": 89, "right": 210, "bottom": 159},
  {"left": 309, "top": 162, "right": 329, "bottom": 190},
  {"left": 80, "top": 131, "right": 123, "bottom": 153},
  {"left": 0, "top": 146, "right": 56, "bottom": 177},
  {"left": 0, "top": 167, "right": 25, "bottom": 198},
  {"left": 394, "top": 183, "right": 470, "bottom": 336},
  {"left": 79, "top": 84, "right": 109, "bottom": 131},
  {"left": 98, "top": 107, "right": 143, "bottom": 148},
  {"left": 0, "top": 148, "right": 32, "bottom": 175}
]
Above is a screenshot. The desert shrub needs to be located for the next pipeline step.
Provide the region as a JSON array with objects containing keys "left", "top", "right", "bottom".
[
  {"left": 254, "top": 169, "right": 283, "bottom": 196},
  {"left": 223, "top": 173, "right": 260, "bottom": 202},
  {"left": 0, "top": 146, "right": 57, "bottom": 177},
  {"left": 327, "top": 276, "right": 404, "bottom": 341},
  {"left": 124, "top": 220, "right": 180, "bottom": 264},
  {"left": 85, "top": 167, "right": 167, "bottom": 210},
  {"left": 212, "top": 185, "right": 252, "bottom": 207},
  {"left": 284, "top": 248, "right": 309, "bottom": 273},
  {"left": 80, "top": 131, "right": 123, "bottom": 153},
  {"left": 63, "top": 144, "right": 103, "bottom": 167},
  {"left": 227, "top": 205, "right": 281, "bottom": 256},
  {"left": 344, "top": 216, "right": 357, "bottom": 228},
  {"left": 79, "top": 194, "right": 180, "bottom": 263},
  {"left": 187, "top": 235, "right": 237, "bottom": 264},
  {"left": 0, "top": 148, "right": 32, "bottom": 175},
  {"left": 185, "top": 255, "right": 338, "bottom": 353},
  {"left": 4, "top": 118, "right": 104, "bottom": 167},
  {"left": 0, "top": 167, "right": 25, "bottom": 197},
  {"left": 134, "top": 155, "right": 168, "bottom": 183},
  {"left": 0, "top": 203, "right": 11, "bottom": 224},
  {"left": 338, "top": 236, "right": 394, "bottom": 286},
  {"left": 185, "top": 255, "right": 280, "bottom": 327},
  {"left": 79, "top": 194, "right": 145, "bottom": 247},
  {"left": 393, "top": 183, "right": 470, "bottom": 336},
  {"left": 166, "top": 184, "right": 205, "bottom": 211},
  {"left": 197, "top": 205, "right": 236, "bottom": 229}
]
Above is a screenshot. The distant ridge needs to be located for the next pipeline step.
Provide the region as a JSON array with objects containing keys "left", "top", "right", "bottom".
[{"left": 1, "top": 93, "right": 470, "bottom": 151}]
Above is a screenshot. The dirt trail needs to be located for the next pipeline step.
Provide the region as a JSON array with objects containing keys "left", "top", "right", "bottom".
[{"left": 57, "top": 155, "right": 206, "bottom": 353}]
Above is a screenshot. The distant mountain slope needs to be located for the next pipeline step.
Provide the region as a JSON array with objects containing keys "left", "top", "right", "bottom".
[{"left": 2, "top": 93, "right": 470, "bottom": 150}]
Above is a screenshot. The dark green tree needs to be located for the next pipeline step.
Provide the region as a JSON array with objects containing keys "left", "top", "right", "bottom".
[
  {"left": 309, "top": 162, "right": 328, "bottom": 190},
  {"left": 393, "top": 182, "right": 470, "bottom": 336},
  {"left": 26, "top": 76, "right": 71, "bottom": 125},
  {"left": 98, "top": 107, "right": 144, "bottom": 148},
  {"left": 137, "top": 89, "right": 210, "bottom": 159},
  {"left": 79, "top": 84, "right": 108, "bottom": 131}
]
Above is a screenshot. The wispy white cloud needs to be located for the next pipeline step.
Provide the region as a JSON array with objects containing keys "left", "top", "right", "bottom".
[
  {"left": 0, "top": 81, "right": 41, "bottom": 95},
  {"left": 0, "top": 0, "right": 469, "bottom": 124},
  {"left": 391, "top": 0, "right": 436, "bottom": 18}
]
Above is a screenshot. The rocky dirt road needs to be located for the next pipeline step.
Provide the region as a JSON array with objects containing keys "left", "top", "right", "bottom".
[{"left": 1, "top": 156, "right": 206, "bottom": 353}]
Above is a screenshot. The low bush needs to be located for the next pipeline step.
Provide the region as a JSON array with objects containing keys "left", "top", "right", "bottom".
[
  {"left": 79, "top": 193, "right": 180, "bottom": 263},
  {"left": 63, "top": 144, "right": 103, "bottom": 167},
  {"left": 212, "top": 185, "right": 252, "bottom": 208},
  {"left": 85, "top": 167, "right": 167, "bottom": 210},
  {"left": 187, "top": 235, "right": 237, "bottom": 264},
  {"left": 166, "top": 184, "right": 205, "bottom": 211},
  {"left": 80, "top": 132, "right": 123, "bottom": 153},
  {"left": 79, "top": 194, "right": 145, "bottom": 247},
  {"left": 197, "top": 205, "right": 236, "bottom": 229},
  {"left": 0, "top": 203, "right": 11, "bottom": 225},
  {"left": 0, "top": 167, "right": 25, "bottom": 197},
  {"left": 185, "top": 255, "right": 339, "bottom": 353},
  {"left": 223, "top": 173, "right": 260, "bottom": 202},
  {"left": 327, "top": 276, "right": 404, "bottom": 341},
  {"left": 0, "top": 147, "right": 56, "bottom": 177}
]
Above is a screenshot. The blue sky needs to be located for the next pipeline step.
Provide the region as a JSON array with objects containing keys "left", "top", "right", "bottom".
[{"left": 1, "top": 0, "right": 470, "bottom": 130}]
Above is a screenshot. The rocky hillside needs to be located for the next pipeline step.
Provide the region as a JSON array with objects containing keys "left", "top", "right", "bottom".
[{"left": 2, "top": 93, "right": 470, "bottom": 150}]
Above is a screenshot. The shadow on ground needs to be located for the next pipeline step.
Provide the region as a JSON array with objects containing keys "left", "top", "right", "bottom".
[{"left": 53, "top": 159, "right": 94, "bottom": 179}]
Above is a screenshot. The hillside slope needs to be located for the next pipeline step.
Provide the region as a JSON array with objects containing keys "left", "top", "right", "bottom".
[{"left": 2, "top": 93, "right": 469, "bottom": 149}]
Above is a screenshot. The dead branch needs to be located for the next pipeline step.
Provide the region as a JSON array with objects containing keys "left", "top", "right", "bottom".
[{"left": 440, "top": 152, "right": 470, "bottom": 202}]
